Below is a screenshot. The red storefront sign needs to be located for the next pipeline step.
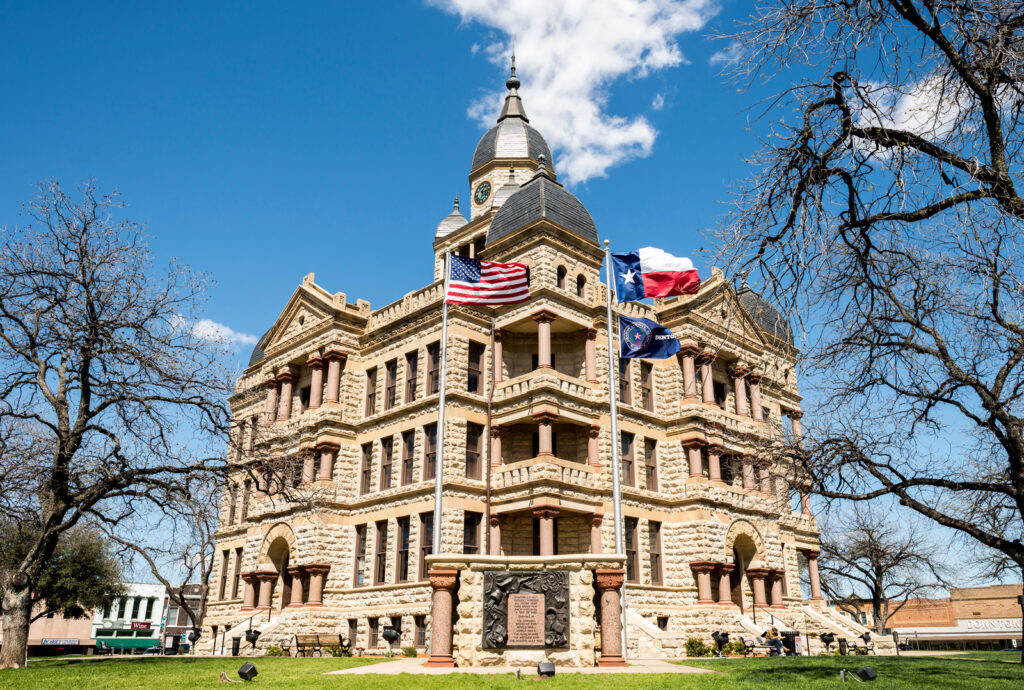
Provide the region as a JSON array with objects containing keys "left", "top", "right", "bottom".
[{"left": 131, "top": 621, "right": 151, "bottom": 630}]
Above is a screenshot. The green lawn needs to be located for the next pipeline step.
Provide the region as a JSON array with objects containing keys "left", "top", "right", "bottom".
[{"left": 0, "top": 654, "right": 1021, "bottom": 689}]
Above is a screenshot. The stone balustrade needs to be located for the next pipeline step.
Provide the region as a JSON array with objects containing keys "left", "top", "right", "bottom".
[
  {"left": 493, "top": 369, "right": 592, "bottom": 402},
  {"left": 493, "top": 457, "right": 598, "bottom": 491},
  {"left": 367, "top": 281, "right": 445, "bottom": 330}
]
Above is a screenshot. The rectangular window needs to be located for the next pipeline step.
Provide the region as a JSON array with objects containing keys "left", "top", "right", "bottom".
[
  {"left": 400, "top": 430, "right": 415, "bottom": 485},
  {"left": 380, "top": 436, "right": 393, "bottom": 490},
  {"left": 720, "top": 454, "right": 734, "bottom": 484},
  {"left": 463, "top": 511, "right": 481, "bottom": 555},
  {"left": 240, "top": 481, "right": 250, "bottom": 521},
  {"left": 644, "top": 439, "right": 658, "bottom": 491},
  {"left": 227, "top": 483, "right": 237, "bottom": 525},
  {"left": 365, "top": 367, "right": 378, "bottom": 417},
  {"left": 396, "top": 516, "right": 410, "bottom": 583},
  {"left": 248, "top": 416, "right": 257, "bottom": 453},
  {"left": 369, "top": 619, "right": 379, "bottom": 648},
  {"left": 621, "top": 432, "right": 635, "bottom": 487},
  {"left": 427, "top": 342, "right": 440, "bottom": 395},
  {"left": 384, "top": 359, "right": 398, "bottom": 410},
  {"left": 419, "top": 512, "right": 433, "bottom": 580},
  {"left": 649, "top": 521, "right": 663, "bottom": 585},
  {"left": 625, "top": 517, "right": 639, "bottom": 583},
  {"left": 423, "top": 423, "right": 437, "bottom": 481},
  {"left": 467, "top": 341, "right": 485, "bottom": 394},
  {"left": 360, "top": 443, "right": 373, "bottom": 495},
  {"left": 374, "top": 521, "right": 389, "bottom": 585},
  {"left": 713, "top": 380, "right": 727, "bottom": 410},
  {"left": 465, "top": 423, "right": 483, "bottom": 479},
  {"left": 232, "top": 548, "right": 243, "bottom": 598},
  {"left": 618, "top": 359, "right": 632, "bottom": 405},
  {"left": 354, "top": 524, "right": 367, "bottom": 586},
  {"left": 640, "top": 362, "right": 653, "bottom": 411},
  {"left": 348, "top": 619, "right": 358, "bottom": 648},
  {"left": 299, "top": 385, "right": 311, "bottom": 412},
  {"left": 219, "top": 550, "right": 229, "bottom": 600},
  {"left": 405, "top": 352, "right": 418, "bottom": 402},
  {"left": 145, "top": 597, "right": 155, "bottom": 621},
  {"left": 415, "top": 615, "right": 427, "bottom": 647}
]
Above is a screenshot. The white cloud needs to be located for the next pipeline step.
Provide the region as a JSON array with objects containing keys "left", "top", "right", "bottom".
[
  {"left": 857, "top": 77, "right": 968, "bottom": 141},
  {"left": 172, "top": 314, "right": 258, "bottom": 349},
  {"left": 652, "top": 93, "right": 665, "bottom": 110},
  {"left": 430, "top": 0, "right": 720, "bottom": 183},
  {"left": 709, "top": 39, "right": 742, "bottom": 67}
]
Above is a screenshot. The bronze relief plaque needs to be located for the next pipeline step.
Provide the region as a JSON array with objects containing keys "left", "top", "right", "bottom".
[{"left": 482, "top": 570, "right": 569, "bottom": 649}]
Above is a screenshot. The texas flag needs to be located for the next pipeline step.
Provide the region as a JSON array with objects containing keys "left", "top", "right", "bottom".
[{"left": 611, "top": 247, "right": 700, "bottom": 302}]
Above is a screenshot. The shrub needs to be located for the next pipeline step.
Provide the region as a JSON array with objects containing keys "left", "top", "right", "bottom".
[
  {"left": 402, "top": 646, "right": 418, "bottom": 658},
  {"left": 325, "top": 645, "right": 352, "bottom": 657},
  {"left": 723, "top": 640, "right": 746, "bottom": 656},
  {"left": 685, "top": 638, "right": 712, "bottom": 657},
  {"left": 265, "top": 645, "right": 284, "bottom": 657}
]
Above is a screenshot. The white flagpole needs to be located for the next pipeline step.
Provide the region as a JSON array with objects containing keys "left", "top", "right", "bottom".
[
  {"left": 433, "top": 251, "right": 451, "bottom": 555},
  {"left": 603, "top": 239, "right": 628, "bottom": 660}
]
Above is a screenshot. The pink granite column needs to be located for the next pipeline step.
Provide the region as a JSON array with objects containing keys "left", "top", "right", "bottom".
[
  {"left": 731, "top": 364, "right": 750, "bottom": 417},
  {"left": 263, "top": 378, "right": 279, "bottom": 426},
  {"left": 256, "top": 571, "right": 277, "bottom": 609},
  {"left": 323, "top": 350, "right": 347, "bottom": 404},
  {"left": 316, "top": 441, "right": 338, "bottom": 481},
  {"left": 490, "top": 426, "right": 503, "bottom": 467},
  {"left": 241, "top": 574, "right": 257, "bottom": 611},
  {"left": 532, "top": 310, "right": 557, "bottom": 368},
  {"left": 741, "top": 454, "right": 757, "bottom": 490},
  {"left": 301, "top": 450, "right": 316, "bottom": 485},
  {"left": 425, "top": 570, "right": 458, "bottom": 667},
  {"left": 770, "top": 569, "right": 785, "bottom": 609},
  {"left": 307, "top": 356, "right": 324, "bottom": 410},
  {"left": 690, "top": 561, "right": 718, "bottom": 604},
  {"left": 305, "top": 564, "right": 329, "bottom": 606},
  {"left": 587, "top": 424, "right": 601, "bottom": 467},
  {"left": 717, "top": 564, "right": 736, "bottom": 605},
  {"left": 488, "top": 515, "right": 501, "bottom": 556},
  {"left": 802, "top": 549, "right": 823, "bottom": 600},
  {"left": 746, "top": 568, "right": 770, "bottom": 608},
  {"left": 595, "top": 569, "right": 627, "bottom": 667},
  {"left": 749, "top": 372, "right": 763, "bottom": 421},
  {"left": 698, "top": 351, "right": 716, "bottom": 405},
  {"left": 789, "top": 410, "right": 804, "bottom": 447},
  {"left": 800, "top": 480, "right": 813, "bottom": 515},
  {"left": 286, "top": 566, "right": 305, "bottom": 608},
  {"left": 533, "top": 506, "right": 559, "bottom": 556},
  {"left": 277, "top": 371, "right": 295, "bottom": 422},
  {"left": 533, "top": 412, "right": 558, "bottom": 456},
  {"left": 679, "top": 343, "right": 700, "bottom": 401},
  {"left": 684, "top": 439, "right": 705, "bottom": 478},
  {"left": 706, "top": 441, "right": 723, "bottom": 483},
  {"left": 589, "top": 513, "right": 603, "bottom": 554},
  {"left": 491, "top": 328, "right": 504, "bottom": 384},
  {"left": 585, "top": 328, "right": 598, "bottom": 383},
  {"left": 758, "top": 458, "right": 772, "bottom": 495}
]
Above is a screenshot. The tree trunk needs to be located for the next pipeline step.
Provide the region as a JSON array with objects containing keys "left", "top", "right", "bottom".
[{"left": 0, "top": 584, "right": 33, "bottom": 669}]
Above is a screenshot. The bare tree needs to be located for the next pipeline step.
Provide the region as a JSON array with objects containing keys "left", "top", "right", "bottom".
[
  {"left": 818, "top": 507, "right": 948, "bottom": 634},
  {"left": 0, "top": 181, "right": 230, "bottom": 669},
  {"left": 715, "top": 0, "right": 1024, "bottom": 661}
]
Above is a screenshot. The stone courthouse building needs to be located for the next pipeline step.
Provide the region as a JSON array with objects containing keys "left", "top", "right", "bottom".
[{"left": 201, "top": 68, "right": 877, "bottom": 663}]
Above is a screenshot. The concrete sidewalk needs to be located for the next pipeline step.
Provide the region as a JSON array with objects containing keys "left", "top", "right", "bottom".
[{"left": 327, "top": 657, "right": 715, "bottom": 675}]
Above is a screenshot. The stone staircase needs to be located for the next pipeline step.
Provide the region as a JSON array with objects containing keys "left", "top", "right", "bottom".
[{"left": 801, "top": 604, "right": 896, "bottom": 654}]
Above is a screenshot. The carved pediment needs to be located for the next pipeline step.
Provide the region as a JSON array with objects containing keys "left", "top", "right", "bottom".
[{"left": 263, "top": 285, "right": 335, "bottom": 350}]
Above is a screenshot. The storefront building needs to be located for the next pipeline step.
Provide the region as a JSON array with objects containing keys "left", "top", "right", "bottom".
[{"left": 90, "top": 582, "right": 166, "bottom": 653}]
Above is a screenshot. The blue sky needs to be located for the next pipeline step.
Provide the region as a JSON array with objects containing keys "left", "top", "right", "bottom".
[{"left": 0, "top": 0, "right": 761, "bottom": 368}]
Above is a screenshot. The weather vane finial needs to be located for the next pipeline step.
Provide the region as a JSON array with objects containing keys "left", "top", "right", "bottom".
[{"left": 506, "top": 45, "right": 520, "bottom": 92}]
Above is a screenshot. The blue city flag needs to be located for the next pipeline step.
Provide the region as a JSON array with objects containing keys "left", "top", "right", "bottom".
[{"left": 619, "top": 315, "right": 681, "bottom": 359}]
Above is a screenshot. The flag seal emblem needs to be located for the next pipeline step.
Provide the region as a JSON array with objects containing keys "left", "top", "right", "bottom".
[{"left": 623, "top": 321, "right": 652, "bottom": 353}]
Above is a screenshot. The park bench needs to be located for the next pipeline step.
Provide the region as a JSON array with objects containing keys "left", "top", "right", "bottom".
[
  {"left": 293, "top": 633, "right": 349, "bottom": 657},
  {"left": 741, "top": 636, "right": 773, "bottom": 657},
  {"left": 858, "top": 633, "right": 876, "bottom": 655},
  {"left": 96, "top": 641, "right": 114, "bottom": 656}
]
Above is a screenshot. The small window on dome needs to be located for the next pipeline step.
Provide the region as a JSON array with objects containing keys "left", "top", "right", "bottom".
[
  {"left": 556, "top": 266, "right": 566, "bottom": 289},
  {"left": 576, "top": 274, "right": 586, "bottom": 298}
]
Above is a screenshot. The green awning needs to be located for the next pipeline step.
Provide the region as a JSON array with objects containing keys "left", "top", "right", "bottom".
[{"left": 96, "top": 637, "right": 159, "bottom": 649}]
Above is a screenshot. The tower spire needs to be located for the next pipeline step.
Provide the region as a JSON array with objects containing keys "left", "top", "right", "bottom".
[{"left": 498, "top": 51, "right": 528, "bottom": 123}]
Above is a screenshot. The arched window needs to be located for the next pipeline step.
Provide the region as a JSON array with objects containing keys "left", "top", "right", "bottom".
[
  {"left": 556, "top": 266, "right": 567, "bottom": 289},
  {"left": 576, "top": 274, "right": 586, "bottom": 298}
]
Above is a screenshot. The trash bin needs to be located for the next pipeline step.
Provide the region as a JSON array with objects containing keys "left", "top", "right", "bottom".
[
  {"left": 232, "top": 637, "right": 242, "bottom": 657},
  {"left": 781, "top": 631, "right": 798, "bottom": 656},
  {"left": 838, "top": 638, "right": 849, "bottom": 656}
]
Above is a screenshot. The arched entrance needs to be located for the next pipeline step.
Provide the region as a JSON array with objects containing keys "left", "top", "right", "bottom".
[
  {"left": 266, "top": 537, "right": 292, "bottom": 611},
  {"left": 731, "top": 535, "right": 758, "bottom": 611},
  {"left": 256, "top": 522, "right": 299, "bottom": 611}
]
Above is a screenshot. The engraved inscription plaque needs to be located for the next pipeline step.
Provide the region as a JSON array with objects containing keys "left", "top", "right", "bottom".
[
  {"left": 482, "top": 570, "right": 569, "bottom": 649},
  {"left": 507, "top": 593, "right": 545, "bottom": 646}
]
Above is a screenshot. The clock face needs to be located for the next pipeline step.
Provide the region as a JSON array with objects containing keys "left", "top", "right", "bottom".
[{"left": 474, "top": 181, "right": 492, "bottom": 205}]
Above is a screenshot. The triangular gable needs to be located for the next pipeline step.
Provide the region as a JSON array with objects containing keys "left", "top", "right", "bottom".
[
  {"left": 690, "top": 281, "right": 770, "bottom": 348},
  {"left": 262, "top": 283, "right": 336, "bottom": 350}
]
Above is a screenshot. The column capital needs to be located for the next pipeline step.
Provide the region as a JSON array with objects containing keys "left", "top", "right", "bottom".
[
  {"left": 678, "top": 341, "right": 700, "bottom": 357},
  {"left": 681, "top": 437, "right": 706, "bottom": 449},
  {"left": 800, "top": 548, "right": 821, "bottom": 558},
  {"left": 286, "top": 565, "right": 306, "bottom": 577},
  {"left": 428, "top": 569, "right": 459, "bottom": 592},
  {"left": 303, "top": 563, "right": 331, "bottom": 576},
  {"left": 717, "top": 562, "right": 735, "bottom": 575},
  {"left": 787, "top": 409, "right": 804, "bottom": 420},
  {"left": 587, "top": 423, "right": 602, "bottom": 438},
  {"left": 531, "top": 308, "right": 558, "bottom": 324},
  {"left": 241, "top": 572, "right": 260, "bottom": 584},
  {"left": 306, "top": 355, "right": 324, "bottom": 369},
  {"left": 696, "top": 349, "right": 717, "bottom": 365},
  {"left": 594, "top": 568, "right": 625, "bottom": 591},
  {"left": 315, "top": 439, "right": 341, "bottom": 452},
  {"left": 745, "top": 567, "right": 771, "bottom": 580},
  {"left": 488, "top": 514, "right": 502, "bottom": 527},
  {"left": 532, "top": 505, "right": 560, "bottom": 520},
  {"left": 748, "top": 370, "right": 763, "bottom": 384},
  {"left": 589, "top": 512, "right": 604, "bottom": 526},
  {"left": 254, "top": 570, "right": 279, "bottom": 582},
  {"left": 689, "top": 560, "right": 719, "bottom": 574},
  {"left": 729, "top": 363, "right": 751, "bottom": 378},
  {"left": 263, "top": 377, "right": 279, "bottom": 390},
  {"left": 532, "top": 411, "right": 560, "bottom": 424},
  {"left": 323, "top": 349, "right": 348, "bottom": 362},
  {"left": 276, "top": 370, "right": 296, "bottom": 384},
  {"left": 492, "top": 327, "right": 505, "bottom": 341},
  {"left": 490, "top": 424, "right": 505, "bottom": 439},
  {"left": 585, "top": 327, "right": 599, "bottom": 340}
]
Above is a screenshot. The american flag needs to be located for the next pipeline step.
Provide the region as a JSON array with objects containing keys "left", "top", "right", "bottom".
[{"left": 445, "top": 255, "right": 530, "bottom": 305}]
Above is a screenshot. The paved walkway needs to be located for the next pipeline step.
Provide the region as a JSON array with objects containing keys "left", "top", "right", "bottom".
[{"left": 327, "top": 657, "right": 714, "bottom": 675}]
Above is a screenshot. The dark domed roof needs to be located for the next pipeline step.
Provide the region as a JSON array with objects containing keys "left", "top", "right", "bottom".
[
  {"left": 248, "top": 329, "right": 271, "bottom": 366},
  {"left": 487, "top": 167, "right": 597, "bottom": 246},
  {"left": 471, "top": 119, "right": 553, "bottom": 172},
  {"left": 737, "top": 282, "right": 793, "bottom": 343}
]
